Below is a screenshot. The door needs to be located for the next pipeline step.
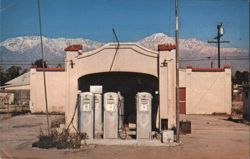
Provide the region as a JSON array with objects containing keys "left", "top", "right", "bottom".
[{"left": 179, "top": 88, "right": 186, "bottom": 114}]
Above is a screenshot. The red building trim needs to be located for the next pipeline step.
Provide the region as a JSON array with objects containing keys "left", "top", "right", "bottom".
[
  {"left": 186, "top": 65, "right": 230, "bottom": 72},
  {"left": 158, "top": 44, "right": 176, "bottom": 51},
  {"left": 30, "top": 65, "right": 37, "bottom": 69},
  {"left": 64, "top": 44, "right": 82, "bottom": 51},
  {"left": 36, "top": 67, "right": 65, "bottom": 72}
]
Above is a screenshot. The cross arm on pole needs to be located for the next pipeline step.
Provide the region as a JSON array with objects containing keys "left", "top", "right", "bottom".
[
  {"left": 208, "top": 40, "right": 229, "bottom": 44},
  {"left": 208, "top": 40, "right": 217, "bottom": 43},
  {"left": 220, "top": 41, "right": 230, "bottom": 43}
]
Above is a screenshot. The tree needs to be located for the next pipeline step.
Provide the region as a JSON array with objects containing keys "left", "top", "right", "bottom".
[
  {"left": 0, "top": 67, "right": 7, "bottom": 86},
  {"left": 33, "top": 59, "right": 48, "bottom": 68},
  {"left": 0, "top": 65, "right": 23, "bottom": 86},
  {"left": 56, "top": 63, "right": 62, "bottom": 68},
  {"left": 233, "top": 70, "right": 249, "bottom": 84},
  {"left": 5, "top": 65, "right": 22, "bottom": 80},
  {"left": 21, "top": 68, "right": 28, "bottom": 75}
]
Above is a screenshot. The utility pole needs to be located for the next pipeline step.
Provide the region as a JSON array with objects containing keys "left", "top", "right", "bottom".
[
  {"left": 175, "top": 0, "right": 180, "bottom": 143},
  {"left": 208, "top": 23, "right": 229, "bottom": 68},
  {"left": 37, "top": 0, "right": 50, "bottom": 136}
]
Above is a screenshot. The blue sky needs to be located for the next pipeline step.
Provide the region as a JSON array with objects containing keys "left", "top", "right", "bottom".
[{"left": 0, "top": 0, "right": 249, "bottom": 50}]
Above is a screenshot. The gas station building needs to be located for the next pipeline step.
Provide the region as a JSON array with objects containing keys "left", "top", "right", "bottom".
[{"left": 29, "top": 43, "right": 232, "bottom": 135}]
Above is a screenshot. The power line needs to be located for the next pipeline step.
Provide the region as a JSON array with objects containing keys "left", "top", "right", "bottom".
[
  {"left": 181, "top": 55, "right": 249, "bottom": 59},
  {"left": 0, "top": 57, "right": 248, "bottom": 66},
  {"left": 109, "top": 28, "right": 120, "bottom": 72},
  {"left": 186, "top": 0, "right": 247, "bottom": 2},
  {"left": 0, "top": 64, "right": 65, "bottom": 66},
  {"left": 1, "top": 55, "right": 247, "bottom": 62},
  {"left": 0, "top": 60, "right": 63, "bottom": 62},
  {"left": 224, "top": 42, "right": 247, "bottom": 50},
  {"left": 180, "top": 58, "right": 249, "bottom": 61}
]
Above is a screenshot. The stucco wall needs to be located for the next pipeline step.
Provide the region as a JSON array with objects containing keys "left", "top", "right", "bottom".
[
  {"left": 159, "top": 50, "right": 176, "bottom": 129},
  {"left": 180, "top": 68, "right": 232, "bottom": 114},
  {"left": 30, "top": 68, "right": 66, "bottom": 113},
  {"left": 76, "top": 43, "right": 158, "bottom": 77},
  {"left": 179, "top": 69, "right": 186, "bottom": 88},
  {"left": 65, "top": 43, "right": 177, "bottom": 130}
]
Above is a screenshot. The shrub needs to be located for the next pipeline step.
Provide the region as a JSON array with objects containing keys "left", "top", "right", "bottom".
[{"left": 32, "top": 127, "right": 86, "bottom": 149}]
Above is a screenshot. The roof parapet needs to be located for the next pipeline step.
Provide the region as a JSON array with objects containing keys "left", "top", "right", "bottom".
[
  {"left": 186, "top": 65, "right": 231, "bottom": 72},
  {"left": 158, "top": 44, "right": 176, "bottom": 51},
  {"left": 64, "top": 44, "right": 82, "bottom": 51},
  {"left": 30, "top": 66, "right": 65, "bottom": 72}
]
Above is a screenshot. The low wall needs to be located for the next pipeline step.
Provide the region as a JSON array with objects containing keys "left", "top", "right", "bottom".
[
  {"left": 180, "top": 67, "right": 232, "bottom": 114},
  {"left": 29, "top": 67, "right": 66, "bottom": 113}
]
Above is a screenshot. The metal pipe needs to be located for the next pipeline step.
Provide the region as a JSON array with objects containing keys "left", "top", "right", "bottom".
[{"left": 175, "top": 0, "right": 180, "bottom": 143}]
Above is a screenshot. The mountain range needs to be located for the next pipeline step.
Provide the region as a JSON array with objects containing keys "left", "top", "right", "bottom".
[{"left": 0, "top": 33, "right": 249, "bottom": 72}]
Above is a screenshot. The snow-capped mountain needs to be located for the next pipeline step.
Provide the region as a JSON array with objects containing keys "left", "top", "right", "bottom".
[
  {"left": 0, "top": 33, "right": 248, "bottom": 72},
  {"left": 138, "top": 33, "right": 249, "bottom": 72},
  {"left": 1, "top": 36, "right": 103, "bottom": 53},
  {"left": 0, "top": 36, "right": 103, "bottom": 66}
]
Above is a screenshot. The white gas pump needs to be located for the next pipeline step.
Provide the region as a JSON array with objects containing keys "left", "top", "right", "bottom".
[
  {"left": 118, "top": 92, "right": 124, "bottom": 129},
  {"left": 94, "top": 93, "right": 102, "bottom": 134},
  {"left": 78, "top": 92, "right": 94, "bottom": 139},
  {"left": 117, "top": 92, "right": 127, "bottom": 139},
  {"left": 103, "top": 92, "right": 119, "bottom": 139},
  {"left": 136, "top": 92, "right": 152, "bottom": 140}
]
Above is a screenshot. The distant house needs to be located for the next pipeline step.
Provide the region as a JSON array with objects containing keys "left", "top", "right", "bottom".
[
  {"left": 0, "top": 72, "right": 30, "bottom": 108},
  {"left": 1, "top": 72, "right": 30, "bottom": 90},
  {"left": 0, "top": 69, "right": 65, "bottom": 114},
  {"left": 243, "top": 85, "right": 250, "bottom": 121}
]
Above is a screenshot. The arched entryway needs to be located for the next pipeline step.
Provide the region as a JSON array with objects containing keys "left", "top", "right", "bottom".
[{"left": 78, "top": 72, "right": 159, "bottom": 130}]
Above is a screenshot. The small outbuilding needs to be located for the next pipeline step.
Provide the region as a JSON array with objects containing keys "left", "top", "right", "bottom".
[
  {"left": 1, "top": 72, "right": 30, "bottom": 90},
  {"left": 0, "top": 72, "right": 30, "bottom": 110}
]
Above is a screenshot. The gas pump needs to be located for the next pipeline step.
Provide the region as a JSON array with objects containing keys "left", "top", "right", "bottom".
[
  {"left": 94, "top": 93, "right": 102, "bottom": 134},
  {"left": 78, "top": 92, "right": 94, "bottom": 139},
  {"left": 117, "top": 92, "right": 127, "bottom": 139},
  {"left": 103, "top": 92, "right": 119, "bottom": 139},
  {"left": 118, "top": 92, "right": 124, "bottom": 129},
  {"left": 136, "top": 92, "right": 152, "bottom": 140}
]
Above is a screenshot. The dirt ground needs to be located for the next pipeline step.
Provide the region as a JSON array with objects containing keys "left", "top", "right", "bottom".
[{"left": 0, "top": 114, "right": 249, "bottom": 159}]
